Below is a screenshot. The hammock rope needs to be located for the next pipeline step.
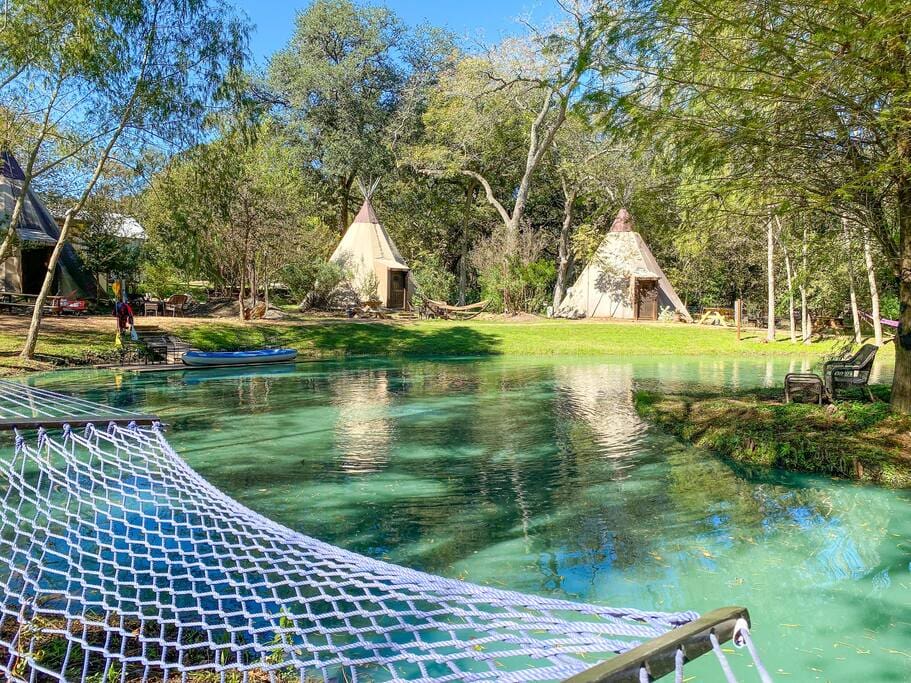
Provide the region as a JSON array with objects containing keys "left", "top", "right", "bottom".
[{"left": 0, "top": 381, "right": 772, "bottom": 682}]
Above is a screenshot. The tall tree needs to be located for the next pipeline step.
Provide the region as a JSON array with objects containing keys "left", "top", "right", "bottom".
[
  {"left": 766, "top": 218, "right": 776, "bottom": 342},
  {"left": 862, "top": 225, "right": 884, "bottom": 346},
  {"left": 268, "top": 0, "right": 452, "bottom": 235},
  {"left": 777, "top": 220, "right": 798, "bottom": 343},
  {"left": 144, "top": 121, "right": 330, "bottom": 320},
  {"left": 18, "top": 0, "right": 249, "bottom": 358},
  {"left": 841, "top": 216, "right": 863, "bottom": 344},
  {"left": 624, "top": 0, "right": 911, "bottom": 412},
  {"left": 0, "top": 0, "right": 149, "bottom": 267},
  {"left": 413, "top": 0, "right": 611, "bottom": 309}
]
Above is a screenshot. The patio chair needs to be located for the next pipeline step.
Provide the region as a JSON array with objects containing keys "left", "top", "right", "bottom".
[
  {"left": 823, "top": 343, "right": 879, "bottom": 401},
  {"left": 163, "top": 294, "right": 190, "bottom": 317}
]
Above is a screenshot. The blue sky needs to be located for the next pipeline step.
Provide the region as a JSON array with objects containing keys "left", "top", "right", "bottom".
[{"left": 233, "top": 0, "right": 552, "bottom": 66}]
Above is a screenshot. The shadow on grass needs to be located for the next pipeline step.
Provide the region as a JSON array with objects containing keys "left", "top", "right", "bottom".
[{"left": 189, "top": 321, "right": 504, "bottom": 358}]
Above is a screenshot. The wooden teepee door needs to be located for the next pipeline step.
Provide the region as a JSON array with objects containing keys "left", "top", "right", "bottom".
[
  {"left": 636, "top": 279, "right": 659, "bottom": 320},
  {"left": 388, "top": 271, "right": 407, "bottom": 309}
]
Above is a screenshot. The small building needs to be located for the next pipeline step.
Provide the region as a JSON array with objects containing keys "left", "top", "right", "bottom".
[
  {"left": 330, "top": 197, "right": 413, "bottom": 309},
  {"left": 0, "top": 152, "right": 95, "bottom": 298},
  {"left": 557, "top": 209, "right": 692, "bottom": 322}
]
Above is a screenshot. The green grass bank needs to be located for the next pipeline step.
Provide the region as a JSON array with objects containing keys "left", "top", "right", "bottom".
[
  {"left": 634, "top": 387, "right": 911, "bottom": 487},
  {"left": 184, "top": 318, "right": 847, "bottom": 358},
  {"left": 0, "top": 316, "right": 853, "bottom": 373}
]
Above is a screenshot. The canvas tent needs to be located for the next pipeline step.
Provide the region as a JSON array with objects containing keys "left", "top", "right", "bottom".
[
  {"left": 0, "top": 152, "right": 95, "bottom": 298},
  {"left": 557, "top": 209, "right": 692, "bottom": 322},
  {"left": 329, "top": 197, "right": 413, "bottom": 309}
]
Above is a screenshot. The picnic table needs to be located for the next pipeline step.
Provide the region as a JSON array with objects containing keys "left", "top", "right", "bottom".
[{"left": 0, "top": 291, "right": 86, "bottom": 315}]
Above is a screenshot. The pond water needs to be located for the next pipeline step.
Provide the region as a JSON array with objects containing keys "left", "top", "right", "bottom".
[{"left": 27, "top": 354, "right": 908, "bottom": 682}]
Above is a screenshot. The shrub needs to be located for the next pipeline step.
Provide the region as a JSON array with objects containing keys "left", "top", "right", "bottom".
[
  {"left": 139, "top": 258, "right": 185, "bottom": 298},
  {"left": 471, "top": 225, "right": 554, "bottom": 313},
  {"left": 281, "top": 260, "right": 351, "bottom": 310},
  {"left": 411, "top": 253, "right": 456, "bottom": 303},
  {"left": 880, "top": 292, "right": 900, "bottom": 320}
]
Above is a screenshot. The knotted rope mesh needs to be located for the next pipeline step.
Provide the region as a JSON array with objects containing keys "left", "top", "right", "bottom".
[{"left": 0, "top": 381, "right": 769, "bottom": 682}]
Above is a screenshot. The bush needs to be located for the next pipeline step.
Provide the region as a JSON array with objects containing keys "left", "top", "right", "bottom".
[
  {"left": 281, "top": 260, "right": 350, "bottom": 310},
  {"left": 471, "top": 225, "right": 554, "bottom": 313},
  {"left": 476, "top": 257, "right": 556, "bottom": 314},
  {"left": 880, "top": 292, "right": 900, "bottom": 320},
  {"left": 139, "top": 259, "right": 185, "bottom": 298},
  {"left": 411, "top": 253, "right": 456, "bottom": 303}
]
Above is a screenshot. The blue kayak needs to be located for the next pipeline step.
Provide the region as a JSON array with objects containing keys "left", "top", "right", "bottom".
[{"left": 181, "top": 348, "right": 298, "bottom": 367}]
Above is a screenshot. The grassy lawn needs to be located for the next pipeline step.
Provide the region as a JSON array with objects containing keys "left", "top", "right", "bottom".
[
  {"left": 0, "top": 316, "right": 120, "bottom": 375},
  {"left": 635, "top": 387, "right": 911, "bottom": 487},
  {"left": 0, "top": 314, "right": 857, "bottom": 372},
  {"left": 182, "top": 317, "right": 849, "bottom": 358}
]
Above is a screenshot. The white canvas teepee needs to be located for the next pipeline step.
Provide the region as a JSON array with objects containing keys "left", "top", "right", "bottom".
[
  {"left": 557, "top": 209, "right": 692, "bottom": 322},
  {"left": 329, "top": 196, "right": 413, "bottom": 309}
]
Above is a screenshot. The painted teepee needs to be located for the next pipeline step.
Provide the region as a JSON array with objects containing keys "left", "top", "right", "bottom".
[
  {"left": 557, "top": 209, "right": 691, "bottom": 322},
  {"left": 329, "top": 187, "right": 413, "bottom": 309}
]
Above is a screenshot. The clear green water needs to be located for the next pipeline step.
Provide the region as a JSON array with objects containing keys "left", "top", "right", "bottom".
[{"left": 30, "top": 355, "right": 908, "bottom": 682}]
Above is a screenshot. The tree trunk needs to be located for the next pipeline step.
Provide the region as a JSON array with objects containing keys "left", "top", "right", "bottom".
[
  {"left": 553, "top": 181, "right": 576, "bottom": 310},
  {"left": 264, "top": 257, "right": 270, "bottom": 310},
  {"left": 766, "top": 219, "right": 776, "bottom": 342},
  {"left": 800, "top": 226, "right": 812, "bottom": 344},
  {"left": 459, "top": 182, "right": 475, "bottom": 306},
  {"left": 842, "top": 216, "right": 862, "bottom": 344},
  {"left": 458, "top": 229, "right": 468, "bottom": 306},
  {"left": 19, "top": 213, "right": 72, "bottom": 358},
  {"left": 238, "top": 230, "right": 250, "bottom": 321},
  {"left": 862, "top": 225, "right": 883, "bottom": 346},
  {"left": 891, "top": 172, "right": 911, "bottom": 414},
  {"left": 782, "top": 242, "right": 797, "bottom": 343},
  {"left": 19, "top": 21, "right": 157, "bottom": 359},
  {"left": 238, "top": 267, "right": 246, "bottom": 321},
  {"left": 0, "top": 78, "right": 63, "bottom": 264},
  {"left": 250, "top": 262, "right": 258, "bottom": 306}
]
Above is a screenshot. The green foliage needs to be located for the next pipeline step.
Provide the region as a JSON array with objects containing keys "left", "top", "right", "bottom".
[
  {"left": 142, "top": 120, "right": 333, "bottom": 301},
  {"left": 411, "top": 253, "right": 455, "bottom": 303},
  {"left": 139, "top": 257, "right": 185, "bottom": 299},
  {"left": 75, "top": 217, "right": 142, "bottom": 285},
  {"left": 358, "top": 271, "right": 380, "bottom": 302},
  {"left": 571, "top": 223, "right": 605, "bottom": 264},
  {"left": 281, "top": 260, "right": 349, "bottom": 309},
  {"left": 268, "top": 0, "right": 403, "bottom": 181},
  {"left": 880, "top": 292, "right": 900, "bottom": 320},
  {"left": 267, "top": 0, "right": 454, "bottom": 231},
  {"left": 476, "top": 258, "right": 556, "bottom": 314}
]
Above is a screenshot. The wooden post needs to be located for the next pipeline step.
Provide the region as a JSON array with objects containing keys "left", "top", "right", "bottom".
[{"left": 735, "top": 299, "right": 742, "bottom": 341}]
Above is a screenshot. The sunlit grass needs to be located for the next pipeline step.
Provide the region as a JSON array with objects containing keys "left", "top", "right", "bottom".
[
  {"left": 635, "top": 386, "right": 911, "bottom": 487},
  {"left": 0, "top": 315, "right": 854, "bottom": 375},
  {"left": 183, "top": 319, "right": 848, "bottom": 358}
]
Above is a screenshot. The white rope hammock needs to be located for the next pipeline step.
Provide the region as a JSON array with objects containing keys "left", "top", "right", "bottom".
[{"left": 0, "top": 381, "right": 772, "bottom": 682}]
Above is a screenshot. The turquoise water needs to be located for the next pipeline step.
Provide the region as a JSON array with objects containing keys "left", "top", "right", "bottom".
[{"left": 30, "top": 355, "right": 908, "bottom": 681}]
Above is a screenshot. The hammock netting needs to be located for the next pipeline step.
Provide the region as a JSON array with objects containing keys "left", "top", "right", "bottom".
[{"left": 0, "top": 382, "right": 770, "bottom": 682}]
